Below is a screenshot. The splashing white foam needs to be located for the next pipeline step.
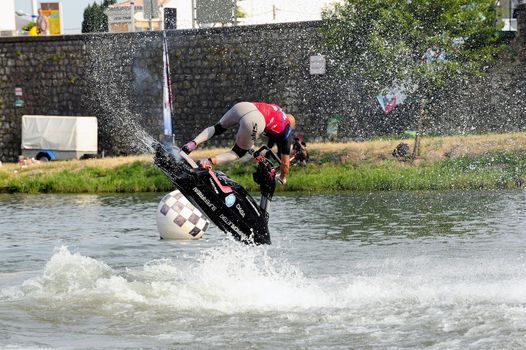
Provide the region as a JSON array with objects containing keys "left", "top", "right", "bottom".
[
  {"left": 3, "top": 244, "right": 526, "bottom": 317},
  {"left": 20, "top": 246, "right": 114, "bottom": 296},
  {"left": 144, "top": 242, "right": 330, "bottom": 312},
  {"left": 86, "top": 35, "right": 162, "bottom": 155},
  {"left": 1, "top": 244, "right": 327, "bottom": 314}
]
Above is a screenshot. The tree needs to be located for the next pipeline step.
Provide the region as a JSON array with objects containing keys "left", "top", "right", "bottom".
[
  {"left": 320, "top": 0, "right": 503, "bottom": 158},
  {"left": 82, "top": 0, "right": 116, "bottom": 33}
]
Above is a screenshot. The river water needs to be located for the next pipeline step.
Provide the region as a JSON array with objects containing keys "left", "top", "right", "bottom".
[{"left": 1, "top": 190, "right": 525, "bottom": 349}]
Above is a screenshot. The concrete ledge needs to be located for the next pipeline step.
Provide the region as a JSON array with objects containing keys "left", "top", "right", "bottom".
[{"left": 0, "top": 21, "right": 323, "bottom": 44}]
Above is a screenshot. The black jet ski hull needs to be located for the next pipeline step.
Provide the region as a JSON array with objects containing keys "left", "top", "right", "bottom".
[{"left": 154, "top": 144, "right": 271, "bottom": 245}]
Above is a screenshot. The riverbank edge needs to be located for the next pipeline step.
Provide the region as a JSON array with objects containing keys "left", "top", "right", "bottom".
[{"left": 1, "top": 132, "right": 526, "bottom": 194}]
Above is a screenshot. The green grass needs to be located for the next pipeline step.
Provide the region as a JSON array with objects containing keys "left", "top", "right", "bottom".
[
  {"left": 1, "top": 150, "right": 525, "bottom": 194},
  {"left": 224, "top": 150, "right": 526, "bottom": 192},
  {"left": 1, "top": 161, "right": 172, "bottom": 194}
]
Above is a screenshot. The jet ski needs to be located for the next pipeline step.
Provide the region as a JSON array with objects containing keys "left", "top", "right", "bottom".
[{"left": 153, "top": 143, "right": 280, "bottom": 245}]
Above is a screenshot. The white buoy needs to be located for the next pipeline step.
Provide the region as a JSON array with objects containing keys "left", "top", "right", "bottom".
[{"left": 156, "top": 190, "right": 210, "bottom": 240}]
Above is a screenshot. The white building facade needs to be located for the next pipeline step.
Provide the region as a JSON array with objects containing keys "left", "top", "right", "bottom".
[
  {"left": 236, "top": 0, "right": 340, "bottom": 26},
  {"left": 0, "top": 0, "right": 17, "bottom": 35},
  {"left": 106, "top": 0, "right": 341, "bottom": 32}
]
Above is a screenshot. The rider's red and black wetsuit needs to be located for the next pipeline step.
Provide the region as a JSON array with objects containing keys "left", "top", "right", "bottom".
[
  {"left": 186, "top": 102, "right": 294, "bottom": 182},
  {"left": 253, "top": 102, "right": 293, "bottom": 157}
]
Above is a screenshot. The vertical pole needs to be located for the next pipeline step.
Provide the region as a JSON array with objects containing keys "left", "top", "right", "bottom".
[
  {"left": 130, "top": 0, "right": 135, "bottom": 32},
  {"left": 191, "top": 0, "right": 196, "bottom": 28},
  {"left": 233, "top": 0, "right": 237, "bottom": 26},
  {"left": 149, "top": 0, "right": 153, "bottom": 30},
  {"left": 59, "top": 2, "right": 64, "bottom": 34},
  {"left": 14, "top": 87, "right": 19, "bottom": 157},
  {"left": 412, "top": 97, "right": 426, "bottom": 161},
  {"left": 31, "top": 0, "right": 38, "bottom": 18}
]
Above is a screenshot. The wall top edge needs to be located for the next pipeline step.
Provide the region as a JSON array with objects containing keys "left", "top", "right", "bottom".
[{"left": 0, "top": 20, "right": 324, "bottom": 44}]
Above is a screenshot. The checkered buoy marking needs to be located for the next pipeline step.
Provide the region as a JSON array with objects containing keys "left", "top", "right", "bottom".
[{"left": 156, "top": 190, "right": 210, "bottom": 240}]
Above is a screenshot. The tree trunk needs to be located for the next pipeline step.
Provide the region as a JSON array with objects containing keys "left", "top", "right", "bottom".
[{"left": 412, "top": 97, "right": 427, "bottom": 160}]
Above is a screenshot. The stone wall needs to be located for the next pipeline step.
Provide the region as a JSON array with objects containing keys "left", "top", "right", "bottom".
[
  {"left": 0, "top": 35, "right": 93, "bottom": 161},
  {"left": 1, "top": 20, "right": 526, "bottom": 162}
]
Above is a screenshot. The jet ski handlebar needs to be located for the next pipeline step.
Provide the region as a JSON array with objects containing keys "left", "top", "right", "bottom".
[{"left": 250, "top": 146, "right": 281, "bottom": 169}]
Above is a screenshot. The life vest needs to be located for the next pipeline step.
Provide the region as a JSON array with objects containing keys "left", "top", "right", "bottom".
[{"left": 253, "top": 102, "right": 290, "bottom": 136}]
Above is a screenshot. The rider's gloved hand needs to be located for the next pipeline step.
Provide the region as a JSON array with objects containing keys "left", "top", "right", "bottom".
[
  {"left": 181, "top": 141, "right": 197, "bottom": 154},
  {"left": 197, "top": 158, "right": 213, "bottom": 169}
]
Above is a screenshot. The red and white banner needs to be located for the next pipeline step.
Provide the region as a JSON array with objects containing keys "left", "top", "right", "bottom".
[{"left": 162, "top": 31, "right": 173, "bottom": 137}]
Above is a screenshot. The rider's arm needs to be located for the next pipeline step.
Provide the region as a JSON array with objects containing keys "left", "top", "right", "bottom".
[
  {"left": 279, "top": 154, "right": 290, "bottom": 182},
  {"left": 277, "top": 137, "right": 292, "bottom": 183}
]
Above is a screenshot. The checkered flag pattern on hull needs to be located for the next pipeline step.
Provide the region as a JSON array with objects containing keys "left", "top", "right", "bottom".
[{"left": 156, "top": 190, "right": 210, "bottom": 240}]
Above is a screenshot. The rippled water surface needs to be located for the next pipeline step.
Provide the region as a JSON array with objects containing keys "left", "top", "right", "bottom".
[{"left": 1, "top": 191, "right": 526, "bottom": 349}]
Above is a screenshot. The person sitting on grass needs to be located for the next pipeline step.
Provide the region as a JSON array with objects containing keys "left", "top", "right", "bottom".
[{"left": 291, "top": 135, "right": 309, "bottom": 166}]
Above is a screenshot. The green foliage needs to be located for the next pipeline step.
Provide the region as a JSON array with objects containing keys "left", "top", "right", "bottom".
[
  {"left": 49, "top": 51, "right": 65, "bottom": 62},
  {"left": 82, "top": 0, "right": 116, "bottom": 33},
  {"left": 320, "top": 0, "right": 504, "bottom": 94},
  {"left": 236, "top": 6, "right": 247, "bottom": 18},
  {"left": 69, "top": 75, "right": 79, "bottom": 84},
  {"left": 2, "top": 150, "right": 526, "bottom": 193},
  {"left": 22, "top": 21, "right": 36, "bottom": 31},
  {"left": 216, "top": 150, "right": 526, "bottom": 192}
]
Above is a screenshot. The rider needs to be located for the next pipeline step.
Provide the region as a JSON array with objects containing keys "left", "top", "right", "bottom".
[{"left": 181, "top": 102, "right": 296, "bottom": 184}]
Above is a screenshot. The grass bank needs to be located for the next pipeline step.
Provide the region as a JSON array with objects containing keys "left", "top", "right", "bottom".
[{"left": 1, "top": 132, "right": 526, "bottom": 193}]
